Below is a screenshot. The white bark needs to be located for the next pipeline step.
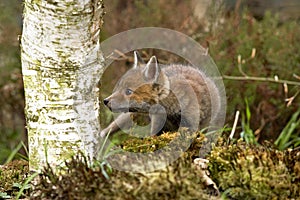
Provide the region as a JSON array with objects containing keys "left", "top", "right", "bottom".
[{"left": 21, "top": 0, "right": 104, "bottom": 171}]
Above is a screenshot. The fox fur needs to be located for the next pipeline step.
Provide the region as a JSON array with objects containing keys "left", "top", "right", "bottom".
[{"left": 100, "top": 51, "right": 221, "bottom": 137}]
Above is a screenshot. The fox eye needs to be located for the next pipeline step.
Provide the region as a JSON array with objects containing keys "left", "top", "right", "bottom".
[{"left": 125, "top": 88, "right": 133, "bottom": 95}]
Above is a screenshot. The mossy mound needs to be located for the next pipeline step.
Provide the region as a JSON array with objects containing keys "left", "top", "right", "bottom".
[
  {"left": 120, "top": 132, "right": 180, "bottom": 153},
  {"left": 32, "top": 131, "right": 218, "bottom": 200},
  {"left": 208, "top": 139, "right": 300, "bottom": 199},
  {"left": 119, "top": 130, "right": 206, "bottom": 157},
  {"left": 0, "top": 159, "right": 29, "bottom": 199},
  {"left": 32, "top": 156, "right": 219, "bottom": 200},
  {"left": 5, "top": 132, "right": 297, "bottom": 199}
]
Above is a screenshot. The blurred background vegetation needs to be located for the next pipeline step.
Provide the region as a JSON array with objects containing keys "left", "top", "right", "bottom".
[{"left": 1, "top": 0, "right": 299, "bottom": 164}]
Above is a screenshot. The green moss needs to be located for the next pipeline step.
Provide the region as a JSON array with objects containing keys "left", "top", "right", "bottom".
[
  {"left": 28, "top": 132, "right": 216, "bottom": 199},
  {"left": 119, "top": 131, "right": 181, "bottom": 153},
  {"left": 31, "top": 150, "right": 220, "bottom": 200},
  {"left": 208, "top": 139, "right": 300, "bottom": 199},
  {"left": 112, "top": 130, "right": 206, "bottom": 160},
  {"left": 4, "top": 132, "right": 300, "bottom": 199},
  {"left": 0, "top": 160, "right": 29, "bottom": 198}
]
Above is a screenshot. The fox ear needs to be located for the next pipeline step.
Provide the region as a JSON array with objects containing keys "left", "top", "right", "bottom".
[
  {"left": 133, "top": 51, "right": 144, "bottom": 68},
  {"left": 143, "top": 56, "right": 160, "bottom": 82}
]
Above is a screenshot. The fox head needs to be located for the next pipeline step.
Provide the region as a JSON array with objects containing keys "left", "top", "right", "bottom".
[{"left": 104, "top": 51, "right": 170, "bottom": 113}]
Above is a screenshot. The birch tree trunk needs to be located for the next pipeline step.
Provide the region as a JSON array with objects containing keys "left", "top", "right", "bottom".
[{"left": 21, "top": 0, "right": 104, "bottom": 171}]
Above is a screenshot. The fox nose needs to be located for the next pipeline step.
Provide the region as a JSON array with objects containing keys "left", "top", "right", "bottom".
[{"left": 103, "top": 98, "right": 109, "bottom": 106}]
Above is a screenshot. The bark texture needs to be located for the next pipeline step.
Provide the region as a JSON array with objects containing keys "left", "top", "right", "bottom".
[{"left": 21, "top": 0, "right": 104, "bottom": 171}]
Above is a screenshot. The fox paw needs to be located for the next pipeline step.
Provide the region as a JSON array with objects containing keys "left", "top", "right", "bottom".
[{"left": 100, "top": 129, "right": 107, "bottom": 138}]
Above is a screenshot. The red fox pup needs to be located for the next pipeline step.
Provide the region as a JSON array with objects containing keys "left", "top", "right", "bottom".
[{"left": 101, "top": 51, "right": 221, "bottom": 137}]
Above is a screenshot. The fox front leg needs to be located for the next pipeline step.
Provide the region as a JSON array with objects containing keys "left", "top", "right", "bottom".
[
  {"left": 149, "top": 104, "right": 167, "bottom": 135},
  {"left": 100, "top": 112, "right": 134, "bottom": 137},
  {"left": 149, "top": 114, "right": 167, "bottom": 135}
]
